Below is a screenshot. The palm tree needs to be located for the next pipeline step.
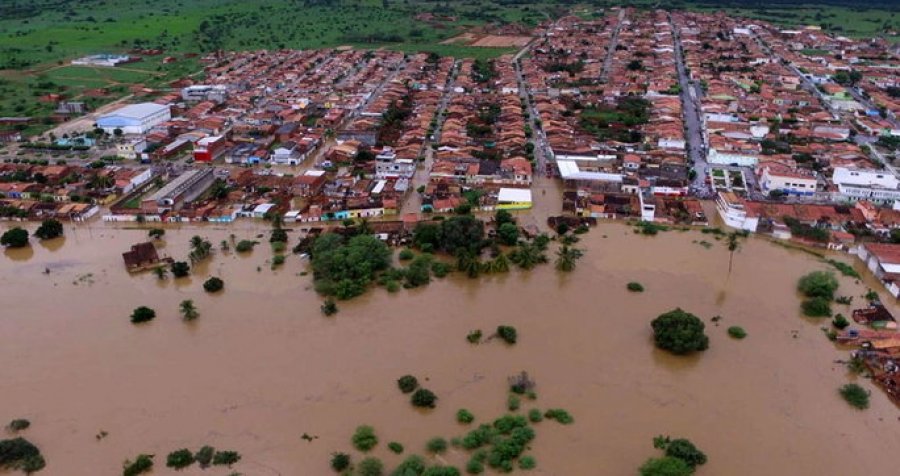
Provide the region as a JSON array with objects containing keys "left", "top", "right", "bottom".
[
  {"left": 510, "top": 242, "right": 547, "bottom": 270},
  {"left": 726, "top": 232, "right": 741, "bottom": 274},
  {"left": 179, "top": 300, "right": 199, "bottom": 321},
  {"left": 555, "top": 245, "right": 584, "bottom": 272}
]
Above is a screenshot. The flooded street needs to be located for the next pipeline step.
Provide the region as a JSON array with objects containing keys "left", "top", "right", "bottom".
[{"left": 2, "top": 221, "right": 899, "bottom": 475}]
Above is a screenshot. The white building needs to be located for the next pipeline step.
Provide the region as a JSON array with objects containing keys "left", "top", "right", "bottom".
[
  {"left": 759, "top": 165, "right": 817, "bottom": 196},
  {"left": 375, "top": 147, "right": 416, "bottom": 179},
  {"left": 833, "top": 167, "right": 900, "bottom": 203},
  {"left": 715, "top": 192, "right": 759, "bottom": 231},
  {"left": 707, "top": 148, "right": 759, "bottom": 167},
  {"left": 97, "top": 103, "right": 171, "bottom": 135},
  {"left": 116, "top": 137, "right": 147, "bottom": 160}
]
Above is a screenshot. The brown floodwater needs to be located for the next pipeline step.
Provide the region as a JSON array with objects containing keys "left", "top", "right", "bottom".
[{"left": 2, "top": 220, "right": 899, "bottom": 475}]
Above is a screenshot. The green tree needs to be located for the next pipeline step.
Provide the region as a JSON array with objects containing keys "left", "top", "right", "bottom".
[
  {"left": 33, "top": 218, "right": 63, "bottom": 240},
  {"left": 497, "top": 222, "right": 519, "bottom": 246},
  {"left": 0, "top": 227, "right": 29, "bottom": 248},
  {"left": 726, "top": 231, "right": 741, "bottom": 274},
  {"left": 509, "top": 242, "right": 547, "bottom": 269},
  {"left": 357, "top": 456, "right": 383, "bottom": 476},
  {"left": 166, "top": 449, "right": 194, "bottom": 469},
  {"left": 664, "top": 439, "right": 707, "bottom": 468},
  {"left": 639, "top": 456, "right": 693, "bottom": 476},
  {"left": 130, "top": 306, "right": 156, "bottom": 324},
  {"left": 797, "top": 271, "right": 839, "bottom": 299},
  {"left": 311, "top": 233, "right": 392, "bottom": 300},
  {"left": 171, "top": 261, "right": 190, "bottom": 277},
  {"left": 352, "top": 425, "right": 378, "bottom": 452},
  {"left": 179, "top": 300, "right": 199, "bottom": 321},
  {"left": 555, "top": 245, "right": 583, "bottom": 272},
  {"left": 411, "top": 388, "right": 438, "bottom": 408},
  {"left": 651, "top": 309, "right": 709, "bottom": 355},
  {"left": 495, "top": 209, "right": 514, "bottom": 227},
  {"left": 330, "top": 452, "right": 350, "bottom": 472},
  {"left": 203, "top": 276, "right": 224, "bottom": 293},
  {"left": 439, "top": 215, "right": 484, "bottom": 253},
  {"left": 839, "top": 383, "right": 869, "bottom": 409},
  {"left": 122, "top": 454, "right": 154, "bottom": 476}
]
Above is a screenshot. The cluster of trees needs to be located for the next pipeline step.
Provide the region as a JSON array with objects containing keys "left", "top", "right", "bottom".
[
  {"left": 0, "top": 219, "right": 64, "bottom": 248},
  {"left": 311, "top": 233, "right": 393, "bottom": 300}
]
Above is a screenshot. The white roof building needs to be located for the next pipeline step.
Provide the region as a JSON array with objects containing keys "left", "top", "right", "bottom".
[{"left": 97, "top": 103, "right": 171, "bottom": 135}]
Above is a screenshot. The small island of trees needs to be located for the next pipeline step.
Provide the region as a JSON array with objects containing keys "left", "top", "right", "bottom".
[{"left": 651, "top": 309, "right": 709, "bottom": 355}]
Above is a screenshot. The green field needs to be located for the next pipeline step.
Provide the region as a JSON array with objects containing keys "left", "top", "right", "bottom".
[{"left": 1, "top": 0, "right": 898, "bottom": 134}]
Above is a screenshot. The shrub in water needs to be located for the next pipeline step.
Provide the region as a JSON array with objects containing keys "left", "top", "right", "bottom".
[
  {"left": 357, "top": 456, "right": 383, "bottom": 476},
  {"left": 426, "top": 437, "right": 448, "bottom": 454},
  {"left": 466, "top": 330, "right": 482, "bottom": 343},
  {"left": 352, "top": 425, "right": 378, "bottom": 452},
  {"left": 507, "top": 395, "right": 520, "bottom": 411},
  {"left": 130, "top": 306, "right": 156, "bottom": 324},
  {"left": 496, "top": 325, "right": 517, "bottom": 344},
  {"left": 194, "top": 446, "right": 214, "bottom": 468},
  {"left": 411, "top": 388, "right": 438, "bottom": 408},
  {"left": 7, "top": 419, "right": 30, "bottom": 432},
  {"left": 544, "top": 408, "right": 574, "bottom": 424},
  {"left": 801, "top": 297, "right": 831, "bottom": 317},
  {"left": 528, "top": 409, "right": 543, "bottom": 423},
  {"left": 797, "top": 271, "right": 839, "bottom": 299},
  {"left": 166, "top": 449, "right": 194, "bottom": 469},
  {"left": 330, "top": 452, "right": 350, "bottom": 472},
  {"left": 519, "top": 455, "right": 536, "bottom": 470},
  {"left": 727, "top": 326, "right": 747, "bottom": 339},
  {"left": 627, "top": 282, "right": 645, "bottom": 292},
  {"left": 122, "top": 454, "right": 153, "bottom": 476},
  {"left": 651, "top": 309, "right": 709, "bottom": 355},
  {"left": 839, "top": 383, "right": 870, "bottom": 409},
  {"left": 397, "top": 375, "right": 419, "bottom": 393},
  {"left": 211, "top": 450, "right": 240, "bottom": 466},
  {"left": 457, "top": 409, "right": 475, "bottom": 424},
  {"left": 388, "top": 441, "right": 404, "bottom": 454},
  {"left": 833, "top": 314, "right": 850, "bottom": 330},
  {"left": 664, "top": 438, "right": 707, "bottom": 468},
  {"left": 639, "top": 456, "right": 692, "bottom": 476},
  {"left": 203, "top": 276, "right": 224, "bottom": 293},
  {"left": 399, "top": 249, "right": 415, "bottom": 260}
]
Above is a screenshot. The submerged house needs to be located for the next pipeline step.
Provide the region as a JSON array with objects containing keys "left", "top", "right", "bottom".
[{"left": 122, "top": 242, "right": 169, "bottom": 272}]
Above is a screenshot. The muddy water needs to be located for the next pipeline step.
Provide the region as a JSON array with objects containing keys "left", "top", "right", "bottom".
[{"left": 2, "top": 221, "right": 899, "bottom": 475}]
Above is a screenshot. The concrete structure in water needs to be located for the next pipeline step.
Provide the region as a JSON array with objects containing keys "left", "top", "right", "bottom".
[{"left": 142, "top": 169, "right": 215, "bottom": 213}]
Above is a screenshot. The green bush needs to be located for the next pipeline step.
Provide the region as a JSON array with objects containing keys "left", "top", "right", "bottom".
[
  {"left": 166, "top": 449, "right": 194, "bottom": 469},
  {"left": 727, "top": 326, "right": 747, "bottom": 339},
  {"left": 394, "top": 455, "right": 427, "bottom": 474},
  {"left": 171, "top": 261, "right": 190, "bottom": 277},
  {"left": 357, "top": 457, "right": 383, "bottom": 476},
  {"left": 211, "top": 450, "right": 240, "bottom": 466},
  {"left": 431, "top": 261, "right": 451, "bottom": 277},
  {"left": 235, "top": 240, "right": 257, "bottom": 252},
  {"left": 426, "top": 437, "right": 448, "bottom": 454},
  {"left": 0, "top": 437, "right": 45, "bottom": 473},
  {"left": 639, "top": 456, "right": 692, "bottom": 476},
  {"left": 544, "top": 408, "right": 574, "bottom": 424},
  {"left": 397, "top": 375, "right": 419, "bottom": 393},
  {"left": 627, "top": 282, "right": 645, "bottom": 292},
  {"left": 664, "top": 438, "right": 707, "bottom": 468},
  {"left": 388, "top": 441, "right": 404, "bottom": 454},
  {"left": 34, "top": 218, "right": 63, "bottom": 240},
  {"left": 203, "top": 276, "right": 224, "bottom": 293},
  {"left": 651, "top": 309, "right": 709, "bottom": 354},
  {"left": 330, "top": 452, "right": 350, "bottom": 472},
  {"left": 352, "top": 425, "right": 378, "bottom": 452},
  {"left": 839, "top": 383, "right": 870, "bottom": 409},
  {"left": 797, "top": 271, "right": 839, "bottom": 299},
  {"left": 0, "top": 227, "right": 29, "bottom": 248},
  {"left": 496, "top": 325, "right": 517, "bottom": 344},
  {"left": 7, "top": 419, "right": 30, "bottom": 432},
  {"left": 457, "top": 409, "right": 475, "bottom": 424},
  {"left": 272, "top": 254, "right": 286, "bottom": 267},
  {"left": 466, "top": 458, "right": 485, "bottom": 474},
  {"left": 194, "top": 446, "right": 214, "bottom": 468},
  {"left": 466, "top": 330, "right": 482, "bottom": 343},
  {"left": 802, "top": 297, "right": 832, "bottom": 317},
  {"left": 321, "top": 299, "right": 338, "bottom": 316},
  {"left": 386, "top": 280, "right": 400, "bottom": 293},
  {"left": 411, "top": 388, "right": 438, "bottom": 408},
  {"left": 507, "top": 395, "right": 520, "bottom": 411},
  {"left": 272, "top": 241, "right": 286, "bottom": 253},
  {"left": 528, "top": 409, "right": 543, "bottom": 423},
  {"left": 130, "top": 306, "right": 156, "bottom": 324},
  {"left": 833, "top": 314, "right": 850, "bottom": 329},
  {"left": 518, "top": 455, "right": 536, "bottom": 470},
  {"left": 122, "top": 454, "right": 154, "bottom": 476},
  {"left": 399, "top": 248, "right": 415, "bottom": 260}
]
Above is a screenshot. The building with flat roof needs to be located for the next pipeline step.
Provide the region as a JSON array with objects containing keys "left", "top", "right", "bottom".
[
  {"left": 141, "top": 168, "right": 215, "bottom": 213},
  {"left": 97, "top": 103, "right": 171, "bottom": 135}
]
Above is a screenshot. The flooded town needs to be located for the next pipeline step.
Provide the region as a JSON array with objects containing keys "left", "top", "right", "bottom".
[{"left": 4, "top": 3, "right": 900, "bottom": 476}]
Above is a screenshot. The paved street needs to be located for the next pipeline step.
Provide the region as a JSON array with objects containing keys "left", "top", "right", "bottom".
[{"left": 670, "top": 14, "right": 707, "bottom": 190}]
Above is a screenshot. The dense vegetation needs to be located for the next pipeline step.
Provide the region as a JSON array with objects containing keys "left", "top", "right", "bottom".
[
  {"left": 839, "top": 383, "right": 870, "bottom": 409},
  {"left": 311, "top": 233, "right": 392, "bottom": 300},
  {"left": 651, "top": 309, "right": 709, "bottom": 355},
  {"left": 639, "top": 435, "right": 707, "bottom": 476},
  {"left": 0, "top": 437, "right": 46, "bottom": 473}
]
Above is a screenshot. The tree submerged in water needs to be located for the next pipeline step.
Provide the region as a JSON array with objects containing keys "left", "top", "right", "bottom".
[{"left": 651, "top": 309, "right": 709, "bottom": 355}]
